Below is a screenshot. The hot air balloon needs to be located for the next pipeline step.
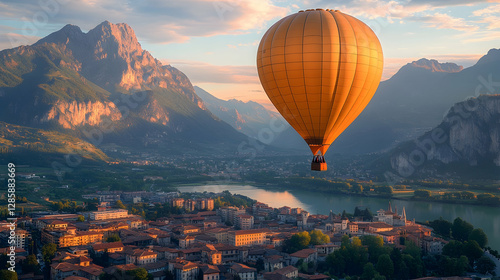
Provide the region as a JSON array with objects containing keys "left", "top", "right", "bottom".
[{"left": 256, "top": 8, "right": 383, "bottom": 171}]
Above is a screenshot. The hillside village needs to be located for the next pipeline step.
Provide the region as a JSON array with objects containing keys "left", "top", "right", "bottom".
[{"left": 0, "top": 190, "right": 453, "bottom": 280}]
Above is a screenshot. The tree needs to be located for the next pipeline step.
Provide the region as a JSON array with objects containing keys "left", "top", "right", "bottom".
[
  {"left": 460, "top": 191, "right": 475, "bottom": 199},
  {"left": 361, "top": 263, "right": 376, "bottom": 280},
  {"left": 443, "top": 240, "right": 464, "bottom": 258},
  {"left": 362, "top": 235, "right": 386, "bottom": 263},
  {"left": 126, "top": 268, "right": 149, "bottom": 280},
  {"left": 429, "top": 217, "right": 452, "bottom": 238},
  {"left": 41, "top": 243, "right": 57, "bottom": 264},
  {"left": 310, "top": 230, "right": 330, "bottom": 245},
  {"left": 452, "top": 217, "right": 473, "bottom": 242},
  {"left": 468, "top": 228, "right": 488, "bottom": 248},
  {"left": 475, "top": 255, "right": 496, "bottom": 275},
  {"left": 414, "top": 189, "right": 431, "bottom": 198},
  {"left": 353, "top": 184, "right": 364, "bottom": 193},
  {"left": 116, "top": 200, "right": 127, "bottom": 209},
  {"left": 376, "top": 254, "right": 394, "bottom": 279},
  {"left": 284, "top": 231, "right": 311, "bottom": 253},
  {"left": 106, "top": 234, "right": 121, "bottom": 243},
  {"left": 463, "top": 240, "right": 483, "bottom": 265},
  {"left": 77, "top": 215, "right": 85, "bottom": 222},
  {"left": 22, "top": 254, "right": 40, "bottom": 274},
  {"left": 0, "top": 270, "right": 17, "bottom": 280}
]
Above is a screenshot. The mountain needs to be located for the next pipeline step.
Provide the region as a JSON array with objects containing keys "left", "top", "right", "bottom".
[
  {"left": 194, "top": 86, "right": 285, "bottom": 138},
  {"left": 272, "top": 51, "right": 500, "bottom": 155},
  {"left": 379, "top": 94, "right": 500, "bottom": 179},
  {"left": 0, "top": 121, "right": 108, "bottom": 163},
  {"left": 0, "top": 21, "right": 250, "bottom": 158}
]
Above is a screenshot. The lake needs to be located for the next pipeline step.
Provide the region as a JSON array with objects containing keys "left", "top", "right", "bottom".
[{"left": 177, "top": 184, "right": 500, "bottom": 250}]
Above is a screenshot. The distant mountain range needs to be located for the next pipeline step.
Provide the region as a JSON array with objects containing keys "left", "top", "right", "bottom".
[
  {"left": 377, "top": 94, "right": 500, "bottom": 179},
  {"left": 0, "top": 21, "right": 252, "bottom": 160},
  {"left": 274, "top": 50, "right": 500, "bottom": 155},
  {"left": 194, "top": 86, "right": 285, "bottom": 139}
]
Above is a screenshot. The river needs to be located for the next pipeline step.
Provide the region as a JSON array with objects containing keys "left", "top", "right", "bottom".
[{"left": 177, "top": 184, "right": 500, "bottom": 250}]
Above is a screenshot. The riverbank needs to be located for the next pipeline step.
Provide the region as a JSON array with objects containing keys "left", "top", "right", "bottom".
[{"left": 176, "top": 184, "right": 500, "bottom": 251}]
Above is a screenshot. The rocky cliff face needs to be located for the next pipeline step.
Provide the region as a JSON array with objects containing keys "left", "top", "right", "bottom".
[
  {"left": 0, "top": 21, "right": 248, "bottom": 155},
  {"left": 41, "top": 100, "right": 122, "bottom": 128},
  {"left": 388, "top": 95, "right": 500, "bottom": 176},
  {"left": 35, "top": 21, "right": 205, "bottom": 115}
]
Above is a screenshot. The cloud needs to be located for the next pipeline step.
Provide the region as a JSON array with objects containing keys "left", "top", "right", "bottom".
[
  {"left": 472, "top": 4, "right": 500, "bottom": 30},
  {"left": 406, "top": 0, "right": 494, "bottom": 7},
  {"left": 165, "top": 59, "right": 260, "bottom": 84},
  {"left": 409, "top": 12, "right": 478, "bottom": 31},
  {"left": 0, "top": 32, "right": 40, "bottom": 51},
  {"left": 0, "top": 0, "right": 288, "bottom": 44}
]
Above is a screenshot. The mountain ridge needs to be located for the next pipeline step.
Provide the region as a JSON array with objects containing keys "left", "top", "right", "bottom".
[{"left": 0, "top": 21, "right": 252, "bottom": 158}]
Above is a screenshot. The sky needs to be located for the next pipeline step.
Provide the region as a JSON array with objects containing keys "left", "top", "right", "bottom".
[{"left": 1, "top": 0, "right": 499, "bottom": 106}]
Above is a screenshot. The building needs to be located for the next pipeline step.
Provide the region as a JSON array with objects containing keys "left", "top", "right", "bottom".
[
  {"left": 89, "top": 209, "right": 129, "bottom": 221},
  {"left": 205, "top": 228, "right": 230, "bottom": 244},
  {"left": 91, "top": 241, "right": 124, "bottom": 255},
  {"left": 274, "top": 265, "right": 299, "bottom": 279},
  {"left": 172, "top": 198, "right": 185, "bottom": 208},
  {"left": 199, "top": 264, "right": 220, "bottom": 280},
  {"left": 168, "top": 259, "right": 199, "bottom": 280},
  {"left": 290, "top": 248, "right": 318, "bottom": 266},
  {"left": 228, "top": 229, "right": 267, "bottom": 247},
  {"left": 230, "top": 263, "right": 257, "bottom": 280},
  {"left": 14, "top": 229, "right": 29, "bottom": 250},
  {"left": 59, "top": 232, "right": 104, "bottom": 248},
  {"left": 125, "top": 249, "right": 158, "bottom": 265},
  {"left": 42, "top": 226, "right": 103, "bottom": 247},
  {"left": 218, "top": 206, "right": 246, "bottom": 223},
  {"left": 179, "top": 236, "right": 195, "bottom": 249},
  {"left": 235, "top": 214, "right": 254, "bottom": 230}
]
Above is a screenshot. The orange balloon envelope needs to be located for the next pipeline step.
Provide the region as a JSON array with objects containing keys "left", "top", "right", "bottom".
[{"left": 256, "top": 9, "right": 384, "bottom": 171}]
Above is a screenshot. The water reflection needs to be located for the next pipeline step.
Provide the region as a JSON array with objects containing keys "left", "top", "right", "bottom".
[{"left": 177, "top": 184, "right": 500, "bottom": 250}]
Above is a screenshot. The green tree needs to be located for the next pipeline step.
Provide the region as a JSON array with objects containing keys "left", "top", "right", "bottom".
[
  {"left": 310, "top": 230, "right": 330, "bottom": 245},
  {"left": 362, "top": 235, "right": 386, "bottom": 263},
  {"left": 126, "top": 268, "right": 149, "bottom": 280},
  {"left": 452, "top": 217, "right": 474, "bottom": 242},
  {"left": 0, "top": 270, "right": 17, "bottom": 280},
  {"left": 429, "top": 217, "right": 452, "bottom": 238},
  {"left": 463, "top": 240, "right": 483, "bottom": 265},
  {"left": 456, "top": 256, "right": 469, "bottom": 276},
  {"left": 41, "top": 243, "right": 57, "bottom": 264},
  {"left": 284, "top": 231, "right": 311, "bottom": 253},
  {"left": 443, "top": 240, "right": 464, "bottom": 258},
  {"left": 475, "top": 255, "right": 496, "bottom": 275},
  {"left": 414, "top": 189, "right": 431, "bottom": 198},
  {"left": 468, "top": 228, "right": 488, "bottom": 248},
  {"left": 106, "top": 234, "right": 121, "bottom": 243},
  {"left": 116, "top": 200, "right": 127, "bottom": 209},
  {"left": 361, "top": 262, "right": 376, "bottom": 280},
  {"left": 77, "top": 215, "right": 85, "bottom": 222},
  {"left": 460, "top": 191, "right": 475, "bottom": 199},
  {"left": 22, "top": 254, "right": 40, "bottom": 274},
  {"left": 376, "top": 254, "right": 394, "bottom": 279}
]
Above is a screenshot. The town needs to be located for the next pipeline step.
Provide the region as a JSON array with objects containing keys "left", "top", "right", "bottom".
[{"left": 0, "top": 190, "right": 497, "bottom": 280}]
